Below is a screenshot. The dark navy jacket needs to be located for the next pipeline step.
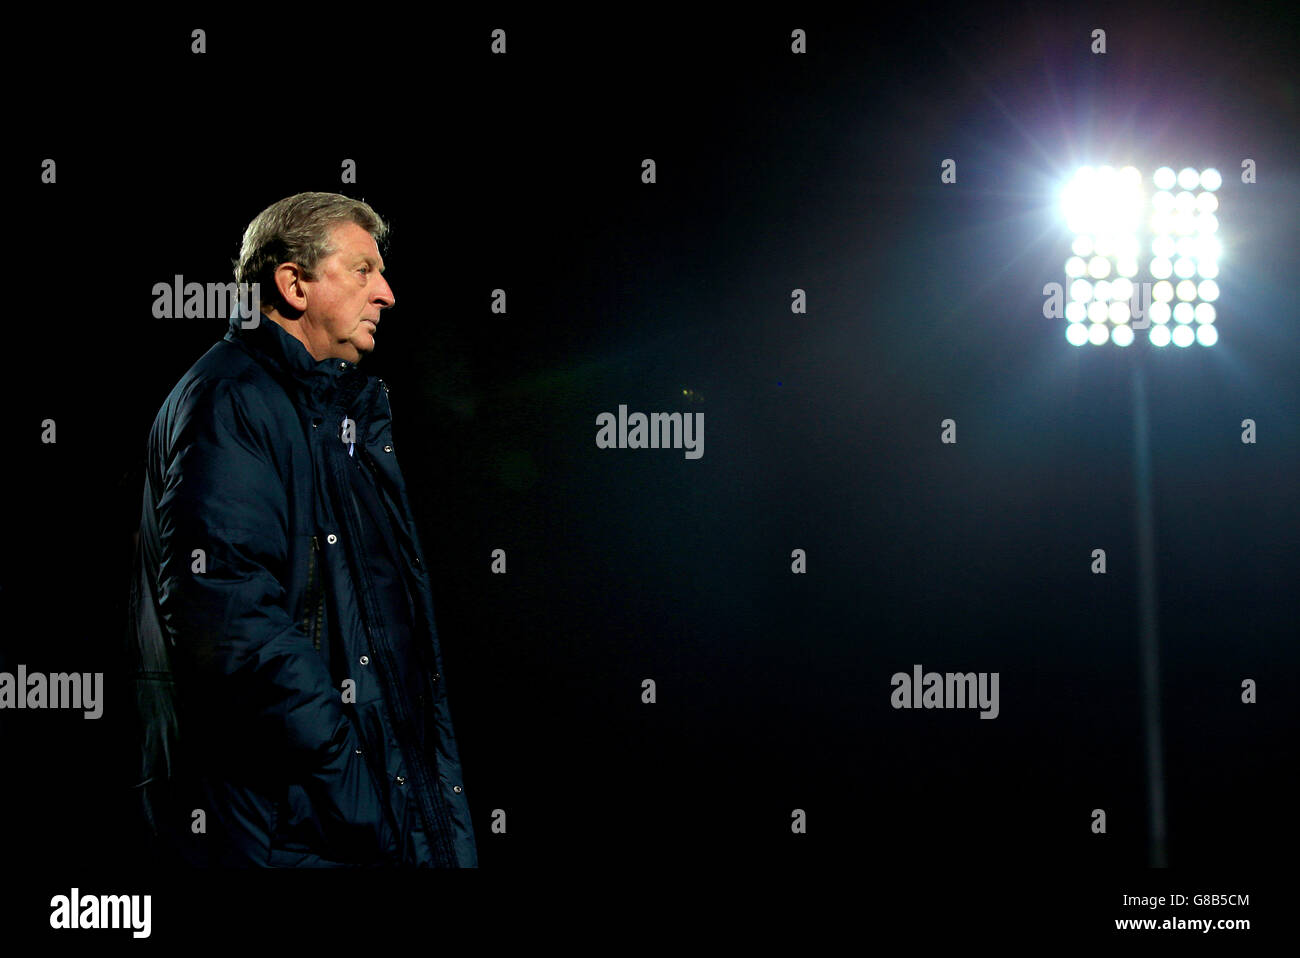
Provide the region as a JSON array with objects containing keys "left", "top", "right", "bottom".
[{"left": 126, "top": 309, "right": 477, "bottom": 867}]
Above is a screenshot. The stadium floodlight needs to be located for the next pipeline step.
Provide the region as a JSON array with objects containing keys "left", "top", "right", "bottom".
[
  {"left": 1060, "top": 166, "right": 1222, "bottom": 348},
  {"left": 1055, "top": 162, "right": 1227, "bottom": 868}
]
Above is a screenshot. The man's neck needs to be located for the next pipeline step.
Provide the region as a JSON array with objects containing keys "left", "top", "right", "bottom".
[{"left": 264, "top": 310, "right": 326, "bottom": 362}]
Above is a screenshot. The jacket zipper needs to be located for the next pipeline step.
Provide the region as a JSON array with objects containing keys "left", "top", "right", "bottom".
[
  {"left": 305, "top": 534, "right": 323, "bottom": 651},
  {"left": 324, "top": 396, "right": 457, "bottom": 866}
]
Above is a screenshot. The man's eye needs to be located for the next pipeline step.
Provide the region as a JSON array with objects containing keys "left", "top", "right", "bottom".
[{"left": 358, "top": 266, "right": 369, "bottom": 275}]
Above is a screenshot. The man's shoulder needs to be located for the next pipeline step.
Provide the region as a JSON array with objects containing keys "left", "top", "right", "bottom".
[{"left": 151, "top": 338, "right": 297, "bottom": 449}]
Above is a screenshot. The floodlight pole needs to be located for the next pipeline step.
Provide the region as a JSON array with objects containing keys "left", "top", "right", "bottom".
[{"left": 1130, "top": 357, "right": 1168, "bottom": 867}]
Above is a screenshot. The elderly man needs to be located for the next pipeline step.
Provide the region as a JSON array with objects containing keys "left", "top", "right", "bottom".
[{"left": 126, "top": 192, "right": 477, "bottom": 867}]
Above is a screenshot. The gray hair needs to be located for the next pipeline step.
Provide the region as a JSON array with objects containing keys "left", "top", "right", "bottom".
[{"left": 235, "top": 192, "right": 388, "bottom": 313}]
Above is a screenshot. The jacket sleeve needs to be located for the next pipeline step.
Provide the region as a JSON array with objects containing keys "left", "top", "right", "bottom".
[{"left": 155, "top": 377, "right": 397, "bottom": 863}]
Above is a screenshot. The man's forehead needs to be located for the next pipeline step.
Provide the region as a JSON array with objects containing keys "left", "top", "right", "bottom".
[{"left": 330, "top": 222, "right": 385, "bottom": 268}]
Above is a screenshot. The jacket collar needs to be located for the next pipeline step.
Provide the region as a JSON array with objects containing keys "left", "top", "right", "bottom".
[{"left": 223, "top": 308, "right": 373, "bottom": 413}]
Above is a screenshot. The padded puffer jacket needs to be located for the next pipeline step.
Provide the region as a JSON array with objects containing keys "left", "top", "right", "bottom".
[{"left": 125, "top": 309, "right": 477, "bottom": 868}]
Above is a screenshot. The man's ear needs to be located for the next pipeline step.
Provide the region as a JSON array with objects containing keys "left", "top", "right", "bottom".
[{"left": 273, "top": 262, "right": 308, "bottom": 315}]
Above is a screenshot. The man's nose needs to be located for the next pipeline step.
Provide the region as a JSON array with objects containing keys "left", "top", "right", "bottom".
[{"left": 375, "top": 273, "right": 395, "bottom": 308}]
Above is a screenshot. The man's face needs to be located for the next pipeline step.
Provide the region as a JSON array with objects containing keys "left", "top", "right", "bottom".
[{"left": 300, "top": 221, "right": 394, "bottom": 363}]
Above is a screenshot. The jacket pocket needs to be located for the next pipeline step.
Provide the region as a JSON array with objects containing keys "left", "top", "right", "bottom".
[
  {"left": 295, "top": 718, "right": 401, "bottom": 865},
  {"left": 268, "top": 783, "right": 316, "bottom": 856}
]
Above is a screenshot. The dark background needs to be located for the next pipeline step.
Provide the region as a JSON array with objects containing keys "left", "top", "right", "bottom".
[{"left": 4, "top": 1, "right": 1297, "bottom": 936}]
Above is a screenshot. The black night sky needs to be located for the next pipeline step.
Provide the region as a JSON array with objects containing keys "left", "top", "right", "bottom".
[{"left": 5, "top": 2, "right": 1297, "bottom": 942}]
